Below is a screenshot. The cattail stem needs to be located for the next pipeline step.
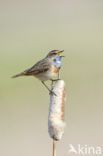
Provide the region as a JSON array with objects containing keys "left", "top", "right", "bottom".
[{"left": 53, "top": 140, "right": 56, "bottom": 156}]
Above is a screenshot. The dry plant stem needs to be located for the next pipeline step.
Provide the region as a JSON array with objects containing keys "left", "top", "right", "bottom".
[{"left": 53, "top": 140, "right": 56, "bottom": 156}]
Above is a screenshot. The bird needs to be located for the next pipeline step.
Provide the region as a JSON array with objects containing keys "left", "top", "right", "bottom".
[{"left": 12, "top": 50, "right": 64, "bottom": 95}]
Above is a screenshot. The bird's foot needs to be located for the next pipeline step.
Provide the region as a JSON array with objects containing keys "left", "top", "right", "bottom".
[
  {"left": 49, "top": 90, "right": 57, "bottom": 96},
  {"left": 52, "top": 79, "right": 61, "bottom": 82}
]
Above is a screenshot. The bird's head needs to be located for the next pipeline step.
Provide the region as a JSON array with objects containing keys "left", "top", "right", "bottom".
[{"left": 46, "top": 50, "right": 64, "bottom": 59}]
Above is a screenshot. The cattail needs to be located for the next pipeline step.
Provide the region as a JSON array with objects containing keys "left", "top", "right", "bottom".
[{"left": 48, "top": 80, "right": 66, "bottom": 141}]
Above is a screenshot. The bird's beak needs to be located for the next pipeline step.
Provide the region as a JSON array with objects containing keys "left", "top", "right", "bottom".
[
  {"left": 57, "top": 50, "right": 64, "bottom": 56},
  {"left": 60, "top": 55, "right": 65, "bottom": 58},
  {"left": 60, "top": 50, "right": 65, "bottom": 57},
  {"left": 60, "top": 50, "right": 64, "bottom": 53}
]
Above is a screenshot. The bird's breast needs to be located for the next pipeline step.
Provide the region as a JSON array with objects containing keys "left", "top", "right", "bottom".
[
  {"left": 54, "top": 60, "right": 61, "bottom": 69},
  {"left": 53, "top": 67, "right": 59, "bottom": 73}
]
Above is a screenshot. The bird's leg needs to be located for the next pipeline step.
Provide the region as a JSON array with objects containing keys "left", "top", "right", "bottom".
[
  {"left": 51, "top": 78, "right": 61, "bottom": 82},
  {"left": 50, "top": 71, "right": 61, "bottom": 88},
  {"left": 58, "top": 71, "right": 60, "bottom": 79},
  {"left": 42, "top": 81, "right": 50, "bottom": 92},
  {"left": 51, "top": 80, "right": 54, "bottom": 86},
  {"left": 51, "top": 71, "right": 61, "bottom": 83},
  {"left": 51, "top": 72, "right": 61, "bottom": 83},
  {"left": 41, "top": 81, "right": 56, "bottom": 96}
]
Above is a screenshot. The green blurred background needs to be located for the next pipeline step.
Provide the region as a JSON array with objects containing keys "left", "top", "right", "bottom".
[{"left": 0, "top": 0, "right": 103, "bottom": 156}]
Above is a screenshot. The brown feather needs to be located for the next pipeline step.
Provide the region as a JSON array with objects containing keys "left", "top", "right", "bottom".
[
  {"left": 12, "top": 72, "right": 25, "bottom": 78},
  {"left": 12, "top": 58, "right": 51, "bottom": 78}
]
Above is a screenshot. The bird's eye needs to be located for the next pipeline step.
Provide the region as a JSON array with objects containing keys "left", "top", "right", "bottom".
[{"left": 51, "top": 52, "right": 57, "bottom": 55}]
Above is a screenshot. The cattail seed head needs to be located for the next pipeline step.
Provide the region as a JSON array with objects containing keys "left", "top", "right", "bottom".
[{"left": 48, "top": 80, "right": 66, "bottom": 141}]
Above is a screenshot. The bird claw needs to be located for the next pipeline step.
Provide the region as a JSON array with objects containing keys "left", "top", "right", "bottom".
[
  {"left": 52, "top": 79, "right": 61, "bottom": 82},
  {"left": 49, "top": 90, "right": 57, "bottom": 96}
]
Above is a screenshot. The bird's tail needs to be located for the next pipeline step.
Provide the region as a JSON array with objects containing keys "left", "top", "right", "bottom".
[{"left": 12, "top": 72, "right": 25, "bottom": 78}]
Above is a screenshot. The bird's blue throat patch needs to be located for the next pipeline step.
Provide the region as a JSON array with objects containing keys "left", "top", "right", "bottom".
[{"left": 54, "top": 56, "right": 62, "bottom": 69}]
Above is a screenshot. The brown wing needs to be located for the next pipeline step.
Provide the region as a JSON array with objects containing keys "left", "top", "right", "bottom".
[
  {"left": 23, "top": 58, "right": 51, "bottom": 75},
  {"left": 12, "top": 58, "right": 51, "bottom": 78}
]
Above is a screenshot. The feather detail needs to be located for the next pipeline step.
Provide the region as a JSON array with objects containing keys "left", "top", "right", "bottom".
[{"left": 53, "top": 68, "right": 59, "bottom": 73}]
